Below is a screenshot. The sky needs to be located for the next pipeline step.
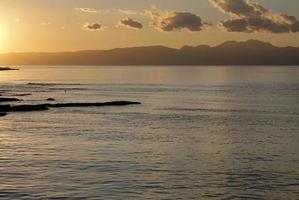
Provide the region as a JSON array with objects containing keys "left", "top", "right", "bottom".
[{"left": 0, "top": 0, "right": 299, "bottom": 53}]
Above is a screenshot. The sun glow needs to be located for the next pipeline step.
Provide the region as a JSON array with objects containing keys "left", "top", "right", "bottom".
[{"left": 0, "top": 24, "right": 8, "bottom": 53}]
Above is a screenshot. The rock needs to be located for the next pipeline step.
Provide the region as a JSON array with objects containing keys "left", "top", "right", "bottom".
[
  {"left": 0, "top": 113, "right": 7, "bottom": 117},
  {"left": 13, "top": 93, "right": 32, "bottom": 97},
  {"left": 0, "top": 97, "right": 22, "bottom": 102},
  {"left": 44, "top": 101, "right": 141, "bottom": 108},
  {"left": 12, "top": 105, "right": 49, "bottom": 112},
  {"left": 0, "top": 104, "right": 49, "bottom": 112},
  {"left": 0, "top": 101, "right": 141, "bottom": 113},
  {"left": 0, "top": 105, "right": 11, "bottom": 111},
  {"left": 0, "top": 67, "right": 19, "bottom": 71},
  {"left": 47, "top": 98, "right": 55, "bottom": 101}
]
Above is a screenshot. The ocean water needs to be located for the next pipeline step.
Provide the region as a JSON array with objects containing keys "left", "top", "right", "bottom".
[{"left": 0, "top": 66, "right": 299, "bottom": 199}]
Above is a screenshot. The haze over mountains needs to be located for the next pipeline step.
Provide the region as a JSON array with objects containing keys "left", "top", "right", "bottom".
[{"left": 1, "top": 40, "right": 299, "bottom": 65}]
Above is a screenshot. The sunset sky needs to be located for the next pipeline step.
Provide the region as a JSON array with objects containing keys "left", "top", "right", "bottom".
[{"left": 0, "top": 0, "right": 299, "bottom": 53}]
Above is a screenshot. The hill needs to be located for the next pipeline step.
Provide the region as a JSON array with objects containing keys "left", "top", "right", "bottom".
[{"left": 1, "top": 40, "right": 299, "bottom": 65}]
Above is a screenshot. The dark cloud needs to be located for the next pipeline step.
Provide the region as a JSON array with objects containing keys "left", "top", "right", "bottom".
[
  {"left": 83, "top": 23, "right": 104, "bottom": 31},
  {"left": 118, "top": 18, "right": 143, "bottom": 30},
  {"left": 158, "top": 12, "right": 204, "bottom": 31},
  {"left": 147, "top": 7, "right": 208, "bottom": 32},
  {"left": 210, "top": 0, "right": 299, "bottom": 33}
]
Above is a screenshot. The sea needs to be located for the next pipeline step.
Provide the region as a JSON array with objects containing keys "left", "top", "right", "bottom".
[{"left": 0, "top": 66, "right": 299, "bottom": 199}]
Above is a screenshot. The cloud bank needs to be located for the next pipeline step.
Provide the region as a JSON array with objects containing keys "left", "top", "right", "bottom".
[
  {"left": 118, "top": 18, "right": 143, "bottom": 30},
  {"left": 77, "top": 3, "right": 299, "bottom": 34},
  {"left": 210, "top": 0, "right": 299, "bottom": 33}
]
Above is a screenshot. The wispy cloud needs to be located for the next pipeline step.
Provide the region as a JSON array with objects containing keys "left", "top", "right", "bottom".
[
  {"left": 118, "top": 9, "right": 141, "bottom": 15},
  {"left": 210, "top": 0, "right": 299, "bottom": 33},
  {"left": 75, "top": 7, "right": 111, "bottom": 14},
  {"left": 75, "top": 7, "right": 145, "bottom": 16}
]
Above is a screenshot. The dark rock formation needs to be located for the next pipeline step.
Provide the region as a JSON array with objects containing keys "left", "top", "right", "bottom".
[
  {"left": 44, "top": 101, "right": 141, "bottom": 108},
  {"left": 47, "top": 98, "right": 55, "bottom": 101},
  {"left": 0, "top": 113, "right": 7, "bottom": 117},
  {"left": 0, "top": 97, "right": 22, "bottom": 102},
  {"left": 0, "top": 101, "right": 141, "bottom": 113},
  {"left": 0, "top": 104, "right": 49, "bottom": 112},
  {"left": 0, "top": 67, "right": 19, "bottom": 71},
  {"left": 13, "top": 93, "right": 32, "bottom": 97}
]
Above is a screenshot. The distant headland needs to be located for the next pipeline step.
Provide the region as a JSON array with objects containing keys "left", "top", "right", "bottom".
[{"left": 1, "top": 40, "right": 299, "bottom": 66}]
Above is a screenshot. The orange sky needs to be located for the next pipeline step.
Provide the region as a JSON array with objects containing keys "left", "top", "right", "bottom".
[{"left": 0, "top": 0, "right": 299, "bottom": 53}]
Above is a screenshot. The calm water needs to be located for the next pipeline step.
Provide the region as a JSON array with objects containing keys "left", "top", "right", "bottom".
[{"left": 0, "top": 66, "right": 299, "bottom": 199}]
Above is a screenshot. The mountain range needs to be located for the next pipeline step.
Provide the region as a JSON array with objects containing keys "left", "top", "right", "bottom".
[{"left": 1, "top": 40, "right": 299, "bottom": 65}]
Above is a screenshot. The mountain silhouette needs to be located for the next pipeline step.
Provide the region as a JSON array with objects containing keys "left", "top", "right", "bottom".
[{"left": 1, "top": 40, "right": 298, "bottom": 65}]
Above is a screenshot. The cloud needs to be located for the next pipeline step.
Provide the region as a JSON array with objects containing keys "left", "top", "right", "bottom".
[
  {"left": 75, "top": 7, "right": 147, "bottom": 17},
  {"left": 75, "top": 7, "right": 142, "bottom": 16},
  {"left": 83, "top": 23, "right": 105, "bottom": 31},
  {"left": 75, "top": 7, "right": 99, "bottom": 13},
  {"left": 117, "top": 18, "right": 143, "bottom": 30},
  {"left": 75, "top": 8, "right": 111, "bottom": 14},
  {"left": 147, "top": 6, "right": 207, "bottom": 32},
  {"left": 210, "top": 0, "right": 299, "bottom": 33}
]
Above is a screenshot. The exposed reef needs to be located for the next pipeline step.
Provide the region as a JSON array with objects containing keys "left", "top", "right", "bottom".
[
  {"left": 0, "top": 101, "right": 141, "bottom": 114},
  {"left": 46, "top": 98, "right": 55, "bottom": 101},
  {"left": 0, "top": 97, "right": 22, "bottom": 102},
  {"left": 12, "top": 93, "right": 32, "bottom": 97},
  {"left": 0, "top": 67, "right": 19, "bottom": 71}
]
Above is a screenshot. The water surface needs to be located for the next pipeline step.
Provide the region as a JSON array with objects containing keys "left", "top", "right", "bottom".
[{"left": 1, "top": 66, "right": 299, "bottom": 199}]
